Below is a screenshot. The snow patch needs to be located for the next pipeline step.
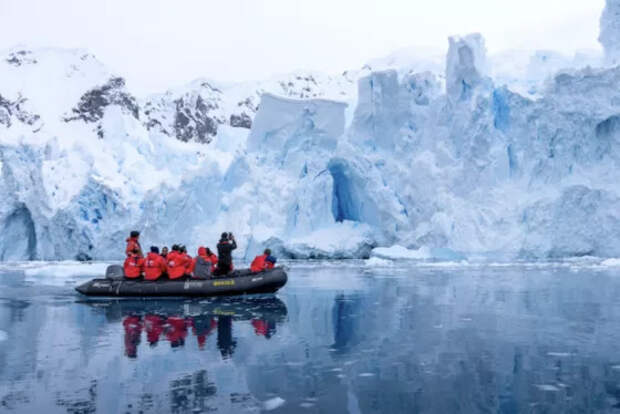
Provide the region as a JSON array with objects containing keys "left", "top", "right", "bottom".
[
  {"left": 364, "top": 257, "right": 393, "bottom": 267},
  {"left": 601, "top": 258, "right": 620, "bottom": 267},
  {"left": 371, "top": 245, "right": 431, "bottom": 260},
  {"left": 262, "top": 397, "right": 285, "bottom": 411},
  {"left": 23, "top": 262, "right": 110, "bottom": 278}
]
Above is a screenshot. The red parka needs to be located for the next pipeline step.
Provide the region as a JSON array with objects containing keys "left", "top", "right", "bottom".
[
  {"left": 125, "top": 237, "right": 142, "bottom": 257},
  {"left": 251, "top": 254, "right": 275, "bottom": 273},
  {"left": 144, "top": 252, "right": 167, "bottom": 280},
  {"left": 124, "top": 253, "right": 145, "bottom": 278},
  {"left": 166, "top": 251, "right": 189, "bottom": 280}
]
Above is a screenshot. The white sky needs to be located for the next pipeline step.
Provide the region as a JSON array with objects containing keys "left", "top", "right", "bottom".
[{"left": 0, "top": 0, "right": 606, "bottom": 95}]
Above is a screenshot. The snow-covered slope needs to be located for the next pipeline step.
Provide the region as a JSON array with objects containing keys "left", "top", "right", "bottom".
[{"left": 1, "top": 2, "right": 620, "bottom": 261}]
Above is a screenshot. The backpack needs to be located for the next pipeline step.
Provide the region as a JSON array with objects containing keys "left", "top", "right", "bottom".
[{"left": 193, "top": 257, "right": 212, "bottom": 280}]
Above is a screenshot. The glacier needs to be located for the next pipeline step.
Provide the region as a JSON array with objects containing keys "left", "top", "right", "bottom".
[{"left": 1, "top": 4, "right": 620, "bottom": 261}]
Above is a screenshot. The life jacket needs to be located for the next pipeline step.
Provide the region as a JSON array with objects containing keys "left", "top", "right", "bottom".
[
  {"left": 125, "top": 237, "right": 142, "bottom": 257},
  {"left": 166, "top": 251, "right": 187, "bottom": 280},
  {"left": 123, "top": 254, "right": 144, "bottom": 278},
  {"left": 144, "top": 252, "right": 167, "bottom": 280},
  {"left": 250, "top": 254, "right": 268, "bottom": 273}
]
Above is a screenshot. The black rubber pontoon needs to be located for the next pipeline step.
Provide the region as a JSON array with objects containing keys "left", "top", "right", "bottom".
[{"left": 75, "top": 265, "right": 288, "bottom": 297}]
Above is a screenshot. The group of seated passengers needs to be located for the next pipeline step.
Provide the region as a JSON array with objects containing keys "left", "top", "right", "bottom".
[{"left": 123, "top": 230, "right": 276, "bottom": 281}]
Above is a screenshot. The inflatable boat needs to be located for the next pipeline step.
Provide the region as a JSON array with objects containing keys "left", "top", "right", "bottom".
[{"left": 75, "top": 265, "right": 288, "bottom": 297}]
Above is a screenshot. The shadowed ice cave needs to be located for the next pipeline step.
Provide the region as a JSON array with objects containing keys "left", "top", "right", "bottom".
[{"left": 0, "top": 204, "right": 36, "bottom": 260}]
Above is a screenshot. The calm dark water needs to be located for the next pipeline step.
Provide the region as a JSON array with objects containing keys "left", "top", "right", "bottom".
[{"left": 1, "top": 261, "right": 620, "bottom": 413}]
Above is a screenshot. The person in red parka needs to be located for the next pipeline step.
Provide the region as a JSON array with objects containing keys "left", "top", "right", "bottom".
[
  {"left": 125, "top": 230, "right": 143, "bottom": 257},
  {"left": 144, "top": 246, "right": 167, "bottom": 281},
  {"left": 166, "top": 245, "right": 189, "bottom": 280},
  {"left": 180, "top": 245, "right": 193, "bottom": 276},
  {"left": 124, "top": 248, "right": 145, "bottom": 279},
  {"left": 250, "top": 249, "right": 277, "bottom": 273}
]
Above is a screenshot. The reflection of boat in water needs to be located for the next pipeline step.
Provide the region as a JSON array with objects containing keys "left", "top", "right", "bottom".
[
  {"left": 79, "top": 297, "right": 288, "bottom": 358},
  {"left": 79, "top": 296, "right": 288, "bottom": 322},
  {"left": 75, "top": 266, "right": 288, "bottom": 297}
]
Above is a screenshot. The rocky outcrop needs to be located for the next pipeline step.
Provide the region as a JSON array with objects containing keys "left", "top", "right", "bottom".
[
  {"left": 230, "top": 113, "right": 252, "bottom": 128},
  {"left": 5, "top": 50, "right": 37, "bottom": 67},
  {"left": 0, "top": 94, "right": 41, "bottom": 128},
  {"left": 64, "top": 77, "right": 139, "bottom": 123}
]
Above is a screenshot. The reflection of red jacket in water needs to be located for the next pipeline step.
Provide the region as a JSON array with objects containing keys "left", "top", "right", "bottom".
[
  {"left": 189, "top": 317, "right": 218, "bottom": 349},
  {"left": 251, "top": 319, "right": 269, "bottom": 336},
  {"left": 123, "top": 316, "right": 143, "bottom": 358},
  {"left": 144, "top": 315, "right": 164, "bottom": 346},
  {"left": 165, "top": 317, "right": 188, "bottom": 347}
]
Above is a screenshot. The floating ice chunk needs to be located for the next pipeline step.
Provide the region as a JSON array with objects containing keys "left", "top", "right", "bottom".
[
  {"left": 19, "top": 262, "right": 111, "bottom": 287},
  {"left": 23, "top": 262, "right": 110, "bottom": 278},
  {"left": 358, "top": 373, "right": 375, "bottom": 377},
  {"left": 364, "top": 257, "right": 393, "bottom": 267},
  {"left": 601, "top": 258, "right": 620, "bottom": 267},
  {"left": 371, "top": 245, "right": 431, "bottom": 260},
  {"left": 0, "top": 330, "right": 7, "bottom": 341},
  {"left": 547, "top": 352, "right": 572, "bottom": 357},
  {"left": 263, "top": 397, "right": 285, "bottom": 411},
  {"left": 535, "top": 384, "right": 561, "bottom": 392}
]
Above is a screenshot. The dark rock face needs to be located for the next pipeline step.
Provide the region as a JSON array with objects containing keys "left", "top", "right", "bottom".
[
  {"left": 0, "top": 94, "right": 41, "bottom": 128},
  {"left": 230, "top": 113, "right": 252, "bottom": 129},
  {"left": 6, "top": 50, "right": 37, "bottom": 67},
  {"left": 145, "top": 84, "right": 227, "bottom": 144},
  {"left": 64, "top": 77, "right": 139, "bottom": 123},
  {"left": 173, "top": 95, "right": 218, "bottom": 143}
]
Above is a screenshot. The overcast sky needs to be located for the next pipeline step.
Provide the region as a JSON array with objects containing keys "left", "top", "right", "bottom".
[{"left": 0, "top": 0, "right": 606, "bottom": 95}]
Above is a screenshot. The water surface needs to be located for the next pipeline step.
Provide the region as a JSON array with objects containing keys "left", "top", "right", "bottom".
[{"left": 1, "top": 261, "right": 620, "bottom": 413}]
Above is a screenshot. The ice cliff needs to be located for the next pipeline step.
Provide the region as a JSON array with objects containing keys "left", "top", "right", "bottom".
[
  {"left": 601, "top": 0, "right": 620, "bottom": 65},
  {"left": 1, "top": 3, "right": 620, "bottom": 261}
]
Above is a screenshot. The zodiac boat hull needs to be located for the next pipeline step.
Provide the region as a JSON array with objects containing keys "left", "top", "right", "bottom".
[{"left": 75, "top": 267, "right": 288, "bottom": 297}]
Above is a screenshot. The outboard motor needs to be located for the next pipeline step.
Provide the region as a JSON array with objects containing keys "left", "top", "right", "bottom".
[{"left": 105, "top": 265, "right": 124, "bottom": 280}]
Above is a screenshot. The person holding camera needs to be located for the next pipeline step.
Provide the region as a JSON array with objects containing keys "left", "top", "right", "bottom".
[{"left": 214, "top": 232, "right": 237, "bottom": 276}]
